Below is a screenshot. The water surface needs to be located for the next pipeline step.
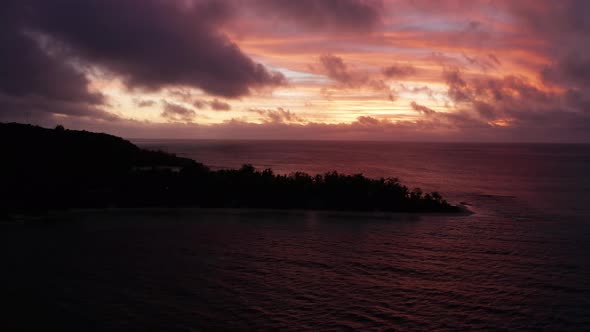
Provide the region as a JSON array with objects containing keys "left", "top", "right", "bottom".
[{"left": 2, "top": 141, "right": 589, "bottom": 330}]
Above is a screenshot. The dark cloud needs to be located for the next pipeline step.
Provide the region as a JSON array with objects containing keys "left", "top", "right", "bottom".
[
  {"left": 249, "top": 108, "right": 305, "bottom": 124},
  {"left": 253, "top": 0, "right": 382, "bottom": 31},
  {"left": 436, "top": 69, "right": 590, "bottom": 137},
  {"left": 161, "top": 102, "right": 196, "bottom": 123},
  {"left": 134, "top": 99, "right": 156, "bottom": 108},
  {"left": 0, "top": 94, "right": 118, "bottom": 124},
  {"left": 319, "top": 54, "right": 391, "bottom": 91},
  {"left": 0, "top": 0, "right": 288, "bottom": 124},
  {"left": 318, "top": 54, "right": 396, "bottom": 102},
  {"left": 209, "top": 99, "right": 232, "bottom": 111},
  {"left": 461, "top": 53, "right": 498, "bottom": 71},
  {"left": 12, "top": 0, "right": 285, "bottom": 98},
  {"left": 382, "top": 64, "right": 416, "bottom": 78},
  {"left": 507, "top": 1, "right": 590, "bottom": 92},
  {"left": 542, "top": 53, "right": 590, "bottom": 88},
  {"left": 410, "top": 101, "right": 436, "bottom": 116},
  {"left": 444, "top": 70, "right": 558, "bottom": 108},
  {"left": 0, "top": 1, "right": 105, "bottom": 122},
  {"left": 472, "top": 101, "right": 495, "bottom": 120},
  {"left": 355, "top": 116, "right": 381, "bottom": 126},
  {"left": 488, "top": 54, "right": 501, "bottom": 66},
  {"left": 444, "top": 70, "right": 470, "bottom": 103},
  {"left": 193, "top": 100, "right": 207, "bottom": 109},
  {"left": 168, "top": 89, "right": 197, "bottom": 103},
  {"left": 0, "top": 30, "right": 103, "bottom": 105},
  {"left": 190, "top": 98, "right": 231, "bottom": 111},
  {"left": 319, "top": 54, "right": 358, "bottom": 85}
]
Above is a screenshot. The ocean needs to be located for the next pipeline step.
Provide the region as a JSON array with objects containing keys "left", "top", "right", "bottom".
[{"left": 2, "top": 141, "right": 590, "bottom": 330}]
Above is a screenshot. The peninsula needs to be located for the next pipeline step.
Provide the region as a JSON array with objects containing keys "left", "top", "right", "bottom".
[{"left": 0, "top": 123, "right": 460, "bottom": 214}]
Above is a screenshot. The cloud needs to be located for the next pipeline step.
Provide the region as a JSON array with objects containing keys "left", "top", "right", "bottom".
[
  {"left": 252, "top": 0, "right": 382, "bottom": 31},
  {"left": 32, "top": 107, "right": 590, "bottom": 143},
  {"left": 410, "top": 101, "right": 436, "bottom": 116},
  {"left": 542, "top": 53, "right": 590, "bottom": 88},
  {"left": 0, "top": 3, "right": 106, "bottom": 123},
  {"left": 435, "top": 69, "right": 590, "bottom": 136},
  {"left": 209, "top": 99, "right": 232, "bottom": 111},
  {"left": 134, "top": 99, "right": 156, "bottom": 108},
  {"left": 13, "top": 0, "right": 285, "bottom": 98},
  {"left": 504, "top": 1, "right": 590, "bottom": 93},
  {"left": 355, "top": 115, "right": 382, "bottom": 126},
  {"left": 382, "top": 64, "right": 416, "bottom": 78},
  {"left": 2, "top": 0, "right": 590, "bottom": 143},
  {"left": 400, "top": 84, "right": 435, "bottom": 98},
  {"left": 488, "top": 54, "right": 501, "bottom": 66},
  {"left": 0, "top": 94, "right": 119, "bottom": 125},
  {"left": 444, "top": 70, "right": 470, "bottom": 103},
  {"left": 193, "top": 100, "right": 207, "bottom": 109},
  {"left": 160, "top": 102, "right": 197, "bottom": 123},
  {"left": 249, "top": 107, "right": 305, "bottom": 124},
  {"left": 319, "top": 54, "right": 360, "bottom": 85},
  {"left": 318, "top": 54, "right": 391, "bottom": 94},
  {"left": 190, "top": 98, "right": 231, "bottom": 111},
  {"left": 0, "top": 31, "right": 103, "bottom": 105},
  {"left": 461, "top": 53, "right": 499, "bottom": 71}
]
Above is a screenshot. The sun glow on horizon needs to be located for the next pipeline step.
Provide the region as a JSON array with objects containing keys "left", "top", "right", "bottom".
[{"left": 2, "top": 0, "right": 589, "bottom": 142}]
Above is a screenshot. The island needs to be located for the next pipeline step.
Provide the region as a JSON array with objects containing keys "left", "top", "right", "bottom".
[{"left": 0, "top": 122, "right": 461, "bottom": 214}]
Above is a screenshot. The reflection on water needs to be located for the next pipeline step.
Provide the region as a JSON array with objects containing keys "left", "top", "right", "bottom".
[
  {"left": 2, "top": 209, "right": 589, "bottom": 330},
  {"left": 2, "top": 142, "right": 590, "bottom": 330}
]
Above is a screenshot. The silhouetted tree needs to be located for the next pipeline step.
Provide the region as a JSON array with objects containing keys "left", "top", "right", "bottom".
[{"left": 1, "top": 122, "right": 460, "bottom": 214}]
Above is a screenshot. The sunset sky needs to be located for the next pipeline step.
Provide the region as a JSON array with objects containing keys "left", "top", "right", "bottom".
[{"left": 1, "top": 0, "right": 589, "bottom": 141}]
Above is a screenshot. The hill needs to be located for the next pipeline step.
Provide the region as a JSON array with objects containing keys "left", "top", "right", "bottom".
[{"left": 1, "top": 122, "right": 195, "bottom": 171}]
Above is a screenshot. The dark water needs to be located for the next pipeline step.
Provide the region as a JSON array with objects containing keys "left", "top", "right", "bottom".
[{"left": 2, "top": 141, "right": 590, "bottom": 331}]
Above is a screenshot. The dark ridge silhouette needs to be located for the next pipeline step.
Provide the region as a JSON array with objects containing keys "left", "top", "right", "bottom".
[{"left": 0, "top": 122, "right": 461, "bottom": 214}]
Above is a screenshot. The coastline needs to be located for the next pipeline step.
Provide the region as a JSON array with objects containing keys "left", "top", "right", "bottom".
[
  {"left": 1, "top": 123, "right": 461, "bottom": 215},
  {"left": 1, "top": 204, "right": 473, "bottom": 224}
]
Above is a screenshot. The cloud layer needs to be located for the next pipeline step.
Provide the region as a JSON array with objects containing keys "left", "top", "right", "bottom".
[{"left": 1, "top": 0, "right": 589, "bottom": 142}]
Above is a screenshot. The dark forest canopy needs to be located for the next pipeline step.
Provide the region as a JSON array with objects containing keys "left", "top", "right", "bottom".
[{"left": 0, "top": 122, "right": 460, "bottom": 214}]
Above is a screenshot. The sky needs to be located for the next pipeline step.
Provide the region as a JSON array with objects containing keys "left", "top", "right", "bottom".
[{"left": 1, "top": 0, "right": 589, "bottom": 142}]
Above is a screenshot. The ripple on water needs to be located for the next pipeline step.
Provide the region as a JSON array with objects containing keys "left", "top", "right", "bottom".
[{"left": 1, "top": 207, "right": 589, "bottom": 331}]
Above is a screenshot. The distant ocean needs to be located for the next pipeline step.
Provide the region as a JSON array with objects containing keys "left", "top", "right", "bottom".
[
  {"left": 137, "top": 140, "right": 590, "bottom": 219},
  {"left": 2, "top": 141, "right": 590, "bottom": 330}
]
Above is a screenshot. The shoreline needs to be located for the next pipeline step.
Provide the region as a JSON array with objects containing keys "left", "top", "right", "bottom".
[
  {"left": 1, "top": 204, "right": 473, "bottom": 224},
  {"left": 2, "top": 123, "right": 461, "bottom": 216}
]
